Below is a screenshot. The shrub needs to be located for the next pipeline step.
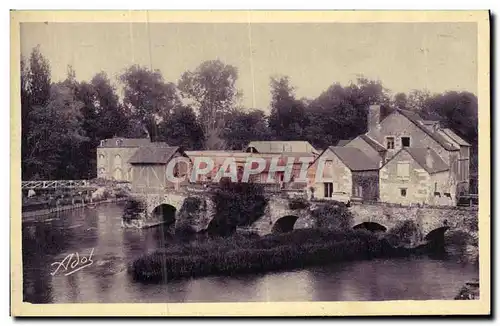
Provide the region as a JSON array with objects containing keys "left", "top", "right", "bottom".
[
  {"left": 311, "top": 201, "right": 353, "bottom": 230},
  {"left": 385, "top": 220, "right": 419, "bottom": 247},
  {"left": 209, "top": 180, "right": 268, "bottom": 236},
  {"left": 129, "top": 228, "right": 385, "bottom": 283},
  {"left": 288, "top": 197, "right": 310, "bottom": 210},
  {"left": 122, "top": 197, "right": 146, "bottom": 223}
]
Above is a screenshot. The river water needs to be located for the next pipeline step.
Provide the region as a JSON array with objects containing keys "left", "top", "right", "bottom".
[{"left": 22, "top": 203, "right": 478, "bottom": 303}]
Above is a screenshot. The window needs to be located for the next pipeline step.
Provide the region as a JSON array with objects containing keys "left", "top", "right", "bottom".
[
  {"left": 324, "top": 182, "right": 333, "bottom": 198},
  {"left": 354, "top": 185, "right": 363, "bottom": 198},
  {"left": 386, "top": 137, "right": 395, "bottom": 149},
  {"left": 401, "top": 137, "right": 411, "bottom": 148},
  {"left": 116, "top": 139, "right": 123, "bottom": 146},
  {"left": 99, "top": 153, "right": 105, "bottom": 160},
  {"left": 397, "top": 162, "right": 410, "bottom": 180},
  {"left": 114, "top": 154, "right": 122, "bottom": 167},
  {"left": 400, "top": 188, "right": 407, "bottom": 197},
  {"left": 100, "top": 140, "right": 105, "bottom": 147}
]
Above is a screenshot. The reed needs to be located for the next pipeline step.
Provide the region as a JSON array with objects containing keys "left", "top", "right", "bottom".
[{"left": 129, "top": 228, "right": 393, "bottom": 283}]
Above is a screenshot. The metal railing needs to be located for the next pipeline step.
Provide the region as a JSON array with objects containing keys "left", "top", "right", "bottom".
[{"left": 21, "top": 180, "right": 91, "bottom": 189}]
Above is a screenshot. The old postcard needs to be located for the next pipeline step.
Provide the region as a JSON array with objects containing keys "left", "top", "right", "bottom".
[{"left": 10, "top": 10, "right": 490, "bottom": 316}]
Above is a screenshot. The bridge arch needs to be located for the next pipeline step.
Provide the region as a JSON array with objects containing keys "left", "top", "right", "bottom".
[
  {"left": 424, "top": 226, "right": 450, "bottom": 242},
  {"left": 272, "top": 215, "right": 299, "bottom": 234},
  {"left": 151, "top": 204, "right": 177, "bottom": 227},
  {"left": 353, "top": 222, "right": 387, "bottom": 233}
]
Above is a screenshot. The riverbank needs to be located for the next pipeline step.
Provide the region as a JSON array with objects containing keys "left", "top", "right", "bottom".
[
  {"left": 129, "top": 228, "right": 432, "bottom": 283},
  {"left": 22, "top": 197, "right": 128, "bottom": 219}
]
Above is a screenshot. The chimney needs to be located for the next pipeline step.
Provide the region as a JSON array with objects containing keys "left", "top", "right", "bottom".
[
  {"left": 368, "top": 105, "right": 381, "bottom": 132},
  {"left": 425, "top": 147, "right": 434, "bottom": 169}
]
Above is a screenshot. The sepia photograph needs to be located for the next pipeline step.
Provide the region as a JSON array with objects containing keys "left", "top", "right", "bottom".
[{"left": 10, "top": 10, "right": 490, "bottom": 316}]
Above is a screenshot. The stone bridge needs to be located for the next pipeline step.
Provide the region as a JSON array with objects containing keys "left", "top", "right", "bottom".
[
  {"left": 124, "top": 188, "right": 315, "bottom": 235},
  {"left": 349, "top": 203, "right": 478, "bottom": 242},
  {"left": 124, "top": 189, "right": 477, "bottom": 240}
]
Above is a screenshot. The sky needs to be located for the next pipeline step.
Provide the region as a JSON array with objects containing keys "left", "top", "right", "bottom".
[{"left": 20, "top": 22, "right": 477, "bottom": 111}]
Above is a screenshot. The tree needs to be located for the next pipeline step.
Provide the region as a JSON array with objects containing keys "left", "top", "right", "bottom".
[
  {"left": 158, "top": 106, "right": 205, "bottom": 150},
  {"left": 268, "top": 75, "right": 308, "bottom": 140},
  {"left": 178, "top": 60, "right": 240, "bottom": 149},
  {"left": 422, "top": 91, "right": 478, "bottom": 175},
  {"left": 303, "top": 77, "right": 392, "bottom": 149},
  {"left": 221, "top": 109, "right": 272, "bottom": 150},
  {"left": 75, "top": 71, "right": 131, "bottom": 177},
  {"left": 21, "top": 46, "right": 52, "bottom": 179},
  {"left": 24, "top": 82, "right": 88, "bottom": 179},
  {"left": 394, "top": 92, "right": 408, "bottom": 110},
  {"left": 406, "top": 89, "right": 432, "bottom": 112},
  {"left": 120, "top": 65, "right": 180, "bottom": 141}
]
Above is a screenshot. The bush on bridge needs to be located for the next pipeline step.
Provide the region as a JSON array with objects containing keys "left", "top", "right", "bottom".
[
  {"left": 385, "top": 220, "right": 420, "bottom": 247},
  {"left": 208, "top": 179, "right": 268, "bottom": 236},
  {"left": 175, "top": 197, "right": 205, "bottom": 235},
  {"left": 311, "top": 201, "right": 353, "bottom": 230},
  {"left": 122, "top": 197, "right": 146, "bottom": 223}
]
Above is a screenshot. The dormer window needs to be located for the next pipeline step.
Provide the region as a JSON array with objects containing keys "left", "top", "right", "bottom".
[
  {"left": 100, "top": 140, "right": 104, "bottom": 147},
  {"left": 116, "top": 139, "right": 123, "bottom": 146},
  {"left": 401, "top": 137, "right": 411, "bottom": 148},
  {"left": 386, "top": 137, "right": 395, "bottom": 150}
]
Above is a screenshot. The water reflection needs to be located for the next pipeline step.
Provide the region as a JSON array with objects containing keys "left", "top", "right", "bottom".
[{"left": 22, "top": 203, "right": 479, "bottom": 303}]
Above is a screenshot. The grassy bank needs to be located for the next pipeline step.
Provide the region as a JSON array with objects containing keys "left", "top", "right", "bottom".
[{"left": 129, "top": 229, "right": 415, "bottom": 283}]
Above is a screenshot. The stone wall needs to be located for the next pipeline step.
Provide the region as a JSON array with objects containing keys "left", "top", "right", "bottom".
[{"left": 349, "top": 202, "right": 478, "bottom": 237}]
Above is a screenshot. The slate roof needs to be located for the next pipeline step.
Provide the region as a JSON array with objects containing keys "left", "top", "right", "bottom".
[
  {"left": 336, "top": 139, "right": 352, "bottom": 146},
  {"left": 441, "top": 128, "right": 471, "bottom": 147},
  {"left": 99, "top": 137, "right": 152, "bottom": 148},
  {"left": 328, "top": 146, "right": 380, "bottom": 171},
  {"left": 128, "top": 146, "right": 181, "bottom": 164},
  {"left": 359, "top": 134, "right": 387, "bottom": 152},
  {"left": 246, "top": 141, "right": 319, "bottom": 154},
  {"left": 395, "top": 110, "right": 459, "bottom": 151},
  {"left": 404, "top": 148, "right": 449, "bottom": 174}
]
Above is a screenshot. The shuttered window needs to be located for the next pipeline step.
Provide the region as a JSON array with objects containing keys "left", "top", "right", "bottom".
[{"left": 397, "top": 162, "right": 410, "bottom": 180}]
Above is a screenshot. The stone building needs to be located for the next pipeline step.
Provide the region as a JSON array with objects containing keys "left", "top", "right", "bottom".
[
  {"left": 336, "top": 105, "right": 471, "bottom": 205},
  {"left": 96, "top": 137, "right": 151, "bottom": 181},
  {"left": 307, "top": 146, "right": 380, "bottom": 201},
  {"left": 379, "top": 147, "right": 456, "bottom": 206}
]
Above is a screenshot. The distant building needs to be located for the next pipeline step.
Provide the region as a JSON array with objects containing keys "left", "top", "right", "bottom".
[
  {"left": 379, "top": 147, "right": 455, "bottom": 205},
  {"left": 308, "top": 146, "right": 380, "bottom": 201},
  {"left": 364, "top": 105, "right": 470, "bottom": 191},
  {"left": 128, "top": 145, "right": 190, "bottom": 193},
  {"left": 245, "top": 141, "right": 319, "bottom": 155},
  {"left": 97, "top": 137, "right": 152, "bottom": 181},
  {"left": 337, "top": 105, "right": 471, "bottom": 205}
]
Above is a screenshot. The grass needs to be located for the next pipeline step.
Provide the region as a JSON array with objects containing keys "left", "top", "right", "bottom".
[{"left": 129, "top": 228, "right": 408, "bottom": 283}]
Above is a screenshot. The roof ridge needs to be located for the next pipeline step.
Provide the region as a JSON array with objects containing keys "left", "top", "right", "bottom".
[{"left": 395, "top": 109, "right": 459, "bottom": 151}]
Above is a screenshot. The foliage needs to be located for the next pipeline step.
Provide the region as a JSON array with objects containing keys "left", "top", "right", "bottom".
[
  {"left": 209, "top": 180, "right": 268, "bottom": 236},
  {"left": 268, "top": 75, "right": 308, "bottom": 141},
  {"left": 129, "top": 228, "right": 384, "bottom": 283},
  {"left": 122, "top": 197, "right": 146, "bottom": 223},
  {"left": 20, "top": 46, "right": 478, "bottom": 182},
  {"left": 311, "top": 201, "right": 353, "bottom": 230},
  {"left": 385, "top": 220, "right": 419, "bottom": 247},
  {"left": 178, "top": 60, "right": 240, "bottom": 149},
  {"left": 158, "top": 106, "right": 205, "bottom": 150},
  {"left": 221, "top": 109, "right": 272, "bottom": 150},
  {"left": 120, "top": 65, "right": 180, "bottom": 141},
  {"left": 288, "top": 197, "right": 310, "bottom": 210}
]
